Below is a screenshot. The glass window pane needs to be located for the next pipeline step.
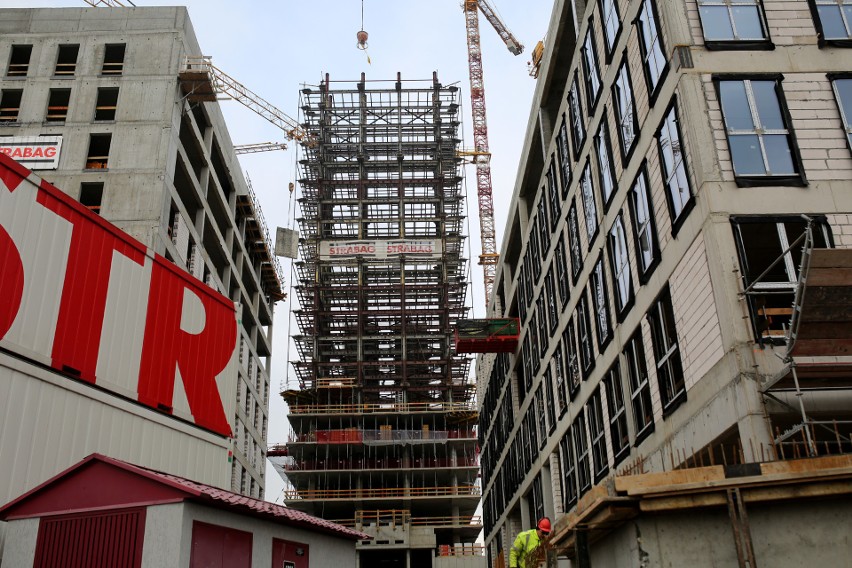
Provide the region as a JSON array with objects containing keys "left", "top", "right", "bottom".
[
  {"left": 751, "top": 81, "right": 784, "bottom": 130},
  {"left": 836, "top": 79, "right": 852, "bottom": 117},
  {"left": 763, "top": 134, "right": 795, "bottom": 174},
  {"left": 699, "top": 6, "right": 735, "bottom": 40},
  {"left": 720, "top": 81, "right": 755, "bottom": 130},
  {"left": 818, "top": 6, "right": 848, "bottom": 39},
  {"left": 729, "top": 134, "right": 766, "bottom": 175},
  {"left": 731, "top": 6, "right": 765, "bottom": 39}
]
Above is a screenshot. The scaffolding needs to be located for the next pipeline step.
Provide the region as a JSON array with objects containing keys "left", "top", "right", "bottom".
[{"left": 275, "top": 73, "right": 480, "bottom": 555}]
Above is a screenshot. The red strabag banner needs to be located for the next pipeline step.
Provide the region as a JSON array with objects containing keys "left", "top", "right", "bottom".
[{"left": 0, "top": 154, "right": 236, "bottom": 437}]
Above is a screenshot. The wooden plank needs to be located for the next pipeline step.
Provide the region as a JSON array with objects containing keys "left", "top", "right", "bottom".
[
  {"left": 790, "top": 338, "right": 852, "bottom": 357},
  {"left": 800, "top": 286, "right": 852, "bottom": 306},
  {"left": 810, "top": 249, "right": 852, "bottom": 269},
  {"left": 615, "top": 466, "right": 725, "bottom": 494},
  {"left": 758, "top": 454, "right": 852, "bottom": 475},
  {"left": 804, "top": 268, "right": 852, "bottom": 287},
  {"left": 795, "top": 321, "right": 852, "bottom": 339},
  {"left": 639, "top": 493, "right": 727, "bottom": 512}
]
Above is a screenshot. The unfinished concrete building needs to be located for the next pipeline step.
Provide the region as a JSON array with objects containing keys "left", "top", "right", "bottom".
[
  {"left": 477, "top": 0, "right": 852, "bottom": 566},
  {"left": 268, "top": 74, "right": 482, "bottom": 567}
]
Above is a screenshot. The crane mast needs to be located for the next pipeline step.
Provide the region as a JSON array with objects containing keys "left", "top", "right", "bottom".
[{"left": 462, "top": 0, "right": 523, "bottom": 308}]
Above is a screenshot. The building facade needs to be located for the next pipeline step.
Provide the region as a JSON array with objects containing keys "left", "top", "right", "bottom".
[
  {"left": 0, "top": 7, "right": 278, "bottom": 502},
  {"left": 478, "top": 0, "right": 852, "bottom": 565},
  {"left": 269, "top": 74, "right": 483, "bottom": 567}
]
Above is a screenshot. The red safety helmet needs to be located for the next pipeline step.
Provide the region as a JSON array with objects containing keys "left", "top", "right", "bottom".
[{"left": 537, "top": 518, "right": 551, "bottom": 534}]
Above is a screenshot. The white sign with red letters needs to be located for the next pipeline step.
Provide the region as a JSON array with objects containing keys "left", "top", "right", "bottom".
[
  {"left": 0, "top": 155, "right": 237, "bottom": 437},
  {"left": 0, "top": 136, "right": 62, "bottom": 170}
]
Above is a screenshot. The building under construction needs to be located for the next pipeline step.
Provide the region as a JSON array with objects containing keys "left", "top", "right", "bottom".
[{"left": 269, "top": 74, "right": 482, "bottom": 567}]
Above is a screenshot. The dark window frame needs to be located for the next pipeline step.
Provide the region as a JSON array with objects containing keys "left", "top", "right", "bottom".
[
  {"left": 94, "top": 87, "right": 119, "bottom": 122},
  {"left": 545, "top": 266, "right": 559, "bottom": 334},
  {"left": 560, "top": 429, "right": 579, "bottom": 509},
  {"left": 568, "top": 198, "right": 584, "bottom": 283},
  {"left": 102, "top": 43, "right": 126, "bottom": 76},
  {"left": 627, "top": 163, "right": 661, "bottom": 283},
  {"left": 608, "top": 212, "right": 635, "bottom": 321},
  {"left": 807, "top": 0, "right": 852, "bottom": 48},
  {"left": 46, "top": 88, "right": 71, "bottom": 123},
  {"left": 598, "top": 0, "right": 623, "bottom": 63},
  {"left": 0, "top": 89, "right": 23, "bottom": 123},
  {"left": 580, "top": 159, "right": 600, "bottom": 249},
  {"left": 553, "top": 344, "right": 569, "bottom": 418},
  {"left": 635, "top": 0, "right": 670, "bottom": 105},
  {"left": 581, "top": 19, "right": 604, "bottom": 112},
  {"left": 79, "top": 182, "right": 104, "bottom": 215},
  {"left": 563, "top": 318, "right": 582, "bottom": 400},
  {"left": 6, "top": 44, "right": 33, "bottom": 78},
  {"left": 647, "top": 285, "right": 686, "bottom": 416},
  {"left": 604, "top": 361, "right": 631, "bottom": 465},
  {"left": 625, "top": 328, "right": 655, "bottom": 443},
  {"left": 696, "top": 0, "right": 774, "bottom": 51},
  {"left": 555, "top": 234, "right": 571, "bottom": 307},
  {"left": 594, "top": 111, "right": 618, "bottom": 212},
  {"left": 714, "top": 74, "right": 806, "bottom": 187},
  {"left": 574, "top": 409, "right": 593, "bottom": 495},
  {"left": 54, "top": 44, "right": 80, "bottom": 77},
  {"left": 557, "top": 117, "right": 573, "bottom": 195},
  {"left": 656, "top": 98, "right": 695, "bottom": 235},
  {"left": 590, "top": 252, "right": 613, "bottom": 351},
  {"left": 612, "top": 54, "right": 640, "bottom": 163},
  {"left": 569, "top": 72, "right": 587, "bottom": 160},
  {"left": 577, "top": 288, "right": 596, "bottom": 378},
  {"left": 547, "top": 157, "right": 562, "bottom": 230},
  {"left": 588, "top": 388, "right": 610, "bottom": 482},
  {"left": 829, "top": 72, "right": 852, "bottom": 153}
]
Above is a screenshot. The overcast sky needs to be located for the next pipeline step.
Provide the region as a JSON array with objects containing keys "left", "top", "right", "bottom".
[{"left": 2, "top": 0, "right": 555, "bottom": 503}]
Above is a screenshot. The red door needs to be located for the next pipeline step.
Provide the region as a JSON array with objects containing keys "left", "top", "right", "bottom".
[
  {"left": 189, "top": 521, "right": 252, "bottom": 568},
  {"left": 271, "top": 538, "right": 309, "bottom": 568}
]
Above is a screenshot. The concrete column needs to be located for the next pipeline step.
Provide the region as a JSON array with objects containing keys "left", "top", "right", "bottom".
[{"left": 736, "top": 374, "right": 773, "bottom": 462}]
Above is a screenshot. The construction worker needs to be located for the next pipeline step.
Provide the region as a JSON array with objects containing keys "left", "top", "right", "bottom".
[{"left": 509, "top": 517, "right": 551, "bottom": 568}]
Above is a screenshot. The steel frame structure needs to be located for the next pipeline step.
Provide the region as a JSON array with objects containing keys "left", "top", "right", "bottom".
[{"left": 276, "top": 74, "right": 481, "bottom": 555}]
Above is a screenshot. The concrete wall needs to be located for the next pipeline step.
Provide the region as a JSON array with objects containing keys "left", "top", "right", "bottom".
[{"left": 585, "top": 497, "right": 852, "bottom": 568}]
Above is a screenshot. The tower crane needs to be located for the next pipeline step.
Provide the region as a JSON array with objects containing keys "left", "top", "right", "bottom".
[
  {"left": 234, "top": 142, "right": 289, "bottom": 155},
  {"left": 178, "top": 56, "right": 316, "bottom": 147},
  {"left": 463, "top": 0, "right": 523, "bottom": 308}
]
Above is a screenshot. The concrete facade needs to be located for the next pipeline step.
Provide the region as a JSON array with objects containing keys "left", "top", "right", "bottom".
[
  {"left": 478, "top": 0, "right": 852, "bottom": 565},
  {"left": 0, "top": 6, "right": 277, "bottom": 502}
]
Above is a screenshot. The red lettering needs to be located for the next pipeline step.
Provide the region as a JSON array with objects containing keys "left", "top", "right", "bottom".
[
  {"left": 0, "top": 226, "right": 24, "bottom": 337},
  {"left": 45, "top": 147, "right": 56, "bottom": 158},
  {"left": 37, "top": 192, "right": 146, "bottom": 382},
  {"left": 22, "top": 148, "right": 32, "bottom": 158},
  {"left": 138, "top": 260, "right": 235, "bottom": 436},
  {"left": 32, "top": 148, "right": 43, "bottom": 158}
]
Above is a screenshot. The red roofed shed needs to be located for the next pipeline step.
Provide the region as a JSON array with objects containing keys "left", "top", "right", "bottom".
[{"left": 0, "top": 454, "right": 366, "bottom": 568}]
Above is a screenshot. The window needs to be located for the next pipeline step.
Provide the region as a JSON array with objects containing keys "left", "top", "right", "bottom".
[
  {"left": 557, "top": 118, "right": 572, "bottom": 194},
  {"left": 0, "top": 89, "right": 23, "bottom": 122},
  {"left": 577, "top": 289, "right": 596, "bottom": 377},
  {"left": 608, "top": 213, "right": 634, "bottom": 319},
  {"left": 574, "top": 410, "right": 592, "bottom": 495},
  {"left": 556, "top": 235, "right": 570, "bottom": 306},
  {"left": 530, "top": 222, "right": 542, "bottom": 282},
  {"left": 560, "top": 429, "right": 579, "bottom": 508},
  {"left": 613, "top": 56, "right": 639, "bottom": 160},
  {"left": 697, "top": 0, "right": 770, "bottom": 48},
  {"left": 547, "top": 158, "right": 561, "bottom": 229},
  {"left": 590, "top": 253, "right": 613, "bottom": 350},
  {"left": 588, "top": 388, "right": 609, "bottom": 481},
  {"left": 581, "top": 26, "right": 603, "bottom": 110},
  {"left": 7, "top": 45, "right": 32, "bottom": 77},
  {"left": 569, "top": 74, "right": 586, "bottom": 158},
  {"left": 716, "top": 77, "right": 804, "bottom": 186},
  {"left": 538, "top": 200, "right": 551, "bottom": 253},
  {"left": 563, "top": 318, "right": 582, "bottom": 399},
  {"left": 46, "top": 89, "right": 71, "bottom": 122},
  {"left": 102, "top": 43, "right": 126, "bottom": 75},
  {"left": 536, "top": 385, "right": 548, "bottom": 449},
  {"left": 80, "top": 182, "right": 104, "bottom": 215},
  {"left": 636, "top": 0, "right": 669, "bottom": 101},
  {"left": 544, "top": 366, "right": 557, "bottom": 432},
  {"left": 517, "top": 270, "right": 528, "bottom": 323},
  {"left": 647, "top": 285, "right": 685, "bottom": 415},
  {"left": 809, "top": 0, "right": 852, "bottom": 45},
  {"left": 95, "top": 87, "right": 119, "bottom": 121},
  {"left": 86, "top": 133, "right": 112, "bottom": 169},
  {"left": 580, "top": 160, "right": 599, "bottom": 245},
  {"left": 830, "top": 75, "right": 852, "bottom": 151},
  {"left": 624, "top": 329, "right": 654, "bottom": 441},
  {"left": 628, "top": 165, "right": 660, "bottom": 282},
  {"left": 598, "top": 0, "right": 622, "bottom": 60},
  {"left": 732, "top": 216, "right": 832, "bottom": 342},
  {"left": 657, "top": 100, "right": 694, "bottom": 232},
  {"left": 521, "top": 334, "right": 532, "bottom": 398},
  {"left": 553, "top": 344, "right": 569, "bottom": 417},
  {"left": 567, "top": 199, "right": 584, "bottom": 282},
  {"left": 545, "top": 267, "right": 559, "bottom": 333},
  {"left": 595, "top": 115, "right": 617, "bottom": 210},
  {"left": 605, "top": 361, "right": 630, "bottom": 464},
  {"left": 55, "top": 44, "right": 80, "bottom": 77},
  {"left": 536, "top": 296, "right": 549, "bottom": 356}
]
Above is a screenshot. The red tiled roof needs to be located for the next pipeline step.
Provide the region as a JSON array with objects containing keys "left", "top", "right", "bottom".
[{"left": 0, "top": 454, "right": 366, "bottom": 541}]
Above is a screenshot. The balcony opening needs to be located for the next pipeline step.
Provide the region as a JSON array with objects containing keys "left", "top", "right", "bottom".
[
  {"left": 85, "top": 133, "right": 112, "bottom": 169},
  {"left": 79, "top": 182, "right": 104, "bottom": 215},
  {"left": 101, "top": 43, "right": 125, "bottom": 75},
  {"left": 46, "top": 88, "right": 71, "bottom": 122},
  {"left": 94, "top": 87, "right": 118, "bottom": 121},
  {"left": 7, "top": 45, "right": 32, "bottom": 77},
  {"left": 0, "top": 89, "right": 23, "bottom": 122},
  {"left": 54, "top": 44, "right": 79, "bottom": 77}
]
